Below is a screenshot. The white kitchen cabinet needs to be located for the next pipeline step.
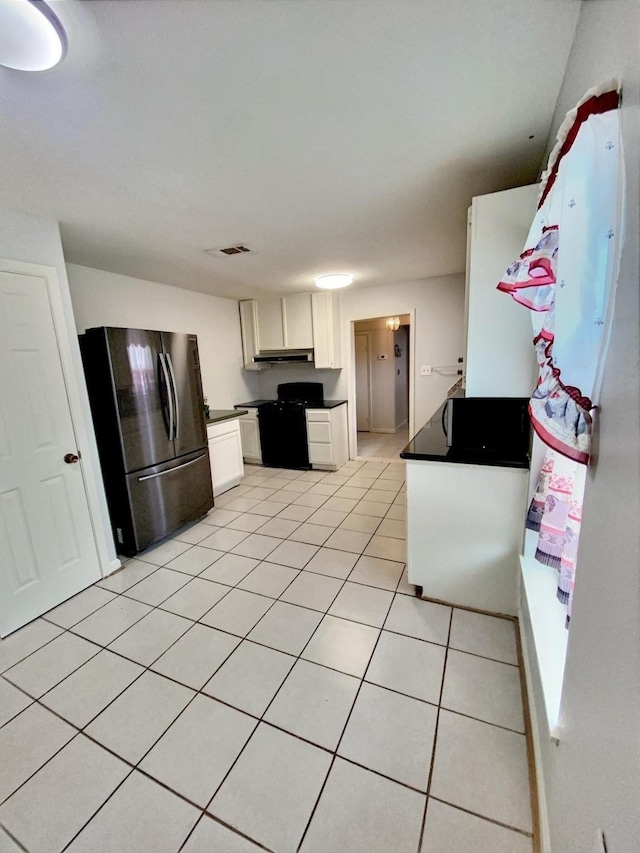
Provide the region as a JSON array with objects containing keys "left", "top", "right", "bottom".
[
  {"left": 207, "top": 418, "right": 245, "bottom": 497},
  {"left": 306, "top": 404, "right": 348, "bottom": 470},
  {"left": 255, "top": 297, "right": 285, "bottom": 351},
  {"left": 236, "top": 408, "right": 262, "bottom": 464},
  {"left": 239, "top": 300, "right": 261, "bottom": 370},
  {"left": 311, "top": 291, "right": 341, "bottom": 368},
  {"left": 465, "top": 184, "right": 538, "bottom": 396},
  {"left": 238, "top": 290, "right": 341, "bottom": 369},
  {"left": 282, "top": 293, "right": 313, "bottom": 349},
  {"left": 406, "top": 458, "right": 528, "bottom": 616}
]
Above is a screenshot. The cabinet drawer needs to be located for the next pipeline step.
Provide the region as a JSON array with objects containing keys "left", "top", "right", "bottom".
[
  {"left": 206, "top": 420, "right": 240, "bottom": 440},
  {"left": 306, "top": 409, "right": 330, "bottom": 422},
  {"left": 308, "top": 442, "right": 334, "bottom": 465},
  {"left": 307, "top": 421, "right": 332, "bottom": 444}
]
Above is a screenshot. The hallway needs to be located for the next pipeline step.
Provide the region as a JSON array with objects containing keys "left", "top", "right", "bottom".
[{"left": 357, "top": 427, "right": 410, "bottom": 462}]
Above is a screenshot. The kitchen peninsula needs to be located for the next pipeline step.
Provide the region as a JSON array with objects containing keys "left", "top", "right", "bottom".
[{"left": 401, "top": 396, "right": 530, "bottom": 616}]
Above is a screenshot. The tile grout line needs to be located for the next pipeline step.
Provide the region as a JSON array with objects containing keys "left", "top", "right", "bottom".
[
  {"left": 187, "top": 524, "right": 398, "bottom": 847},
  {"left": 0, "top": 819, "right": 29, "bottom": 852},
  {"left": 416, "top": 606, "right": 454, "bottom": 852},
  {"left": 427, "top": 796, "right": 535, "bottom": 839},
  {"left": 294, "top": 582, "right": 398, "bottom": 851}
]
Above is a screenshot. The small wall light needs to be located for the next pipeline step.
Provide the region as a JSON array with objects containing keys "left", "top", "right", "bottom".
[{"left": 385, "top": 316, "right": 400, "bottom": 331}]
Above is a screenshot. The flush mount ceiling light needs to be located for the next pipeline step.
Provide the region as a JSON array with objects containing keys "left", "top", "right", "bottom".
[
  {"left": 0, "top": 0, "right": 67, "bottom": 71},
  {"left": 314, "top": 273, "right": 353, "bottom": 290},
  {"left": 385, "top": 316, "right": 400, "bottom": 331}
]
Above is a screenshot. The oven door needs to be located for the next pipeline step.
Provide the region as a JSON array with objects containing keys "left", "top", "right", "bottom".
[{"left": 258, "top": 402, "right": 310, "bottom": 469}]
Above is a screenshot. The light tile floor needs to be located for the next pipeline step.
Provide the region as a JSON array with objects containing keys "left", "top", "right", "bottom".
[
  {"left": 0, "top": 459, "right": 534, "bottom": 853},
  {"left": 357, "top": 426, "right": 410, "bottom": 460}
]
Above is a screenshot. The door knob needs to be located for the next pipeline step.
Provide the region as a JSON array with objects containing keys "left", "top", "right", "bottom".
[{"left": 64, "top": 453, "right": 79, "bottom": 464}]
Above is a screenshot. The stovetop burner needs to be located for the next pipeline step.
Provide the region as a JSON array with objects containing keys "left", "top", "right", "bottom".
[{"left": 276, "top": 381, "right": 324, "bottom": 408}]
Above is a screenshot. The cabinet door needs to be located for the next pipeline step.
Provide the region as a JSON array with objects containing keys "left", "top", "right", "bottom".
[
  {"left": 239, "top": 416, "right": 261, "bottom": 462},
  {"left": 208, "top": 424, "right": 244, "bottom": 496},
  {"left": 282, "top": 293, "right": 313, "bottom": 349},
  {"left": 311, "top": 291, "right": 340, "bottom": 368},
  {"left": 239, "top": 300, "right": 261, "bottom": 370},
  {"left": 256, "top": 297, "right": 284, "bottom": 351}
]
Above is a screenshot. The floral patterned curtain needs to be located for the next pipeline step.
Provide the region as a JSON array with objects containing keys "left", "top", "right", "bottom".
[{"left": 498, "top": 83, "right": 623, "bottom": 626}]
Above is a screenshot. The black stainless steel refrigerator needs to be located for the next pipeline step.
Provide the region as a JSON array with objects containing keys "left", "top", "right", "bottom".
[{"left": 80, "top": 327, "right": 214, "bottom": 556}]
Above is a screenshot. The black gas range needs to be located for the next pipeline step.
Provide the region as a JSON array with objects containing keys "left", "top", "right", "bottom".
[{"left": 258, "top": 383, "right": 324, "bottom": 469}]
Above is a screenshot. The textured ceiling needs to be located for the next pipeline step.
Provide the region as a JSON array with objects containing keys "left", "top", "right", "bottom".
[{"left": 0, "top": 0, "right": 580, "bottom": 297}]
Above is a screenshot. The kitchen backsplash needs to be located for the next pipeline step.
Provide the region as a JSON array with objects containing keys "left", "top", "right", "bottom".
[{"left": 256, "top": 366, "right": 344, "bottom": 400}]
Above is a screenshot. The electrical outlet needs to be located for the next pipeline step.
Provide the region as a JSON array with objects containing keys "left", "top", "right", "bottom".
[{"left": 420, "top": 365, "right": 432, "bottom": 376}]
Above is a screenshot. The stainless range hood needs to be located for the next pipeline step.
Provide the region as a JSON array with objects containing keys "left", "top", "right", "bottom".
[{"left": 252, "top": 349, "right": 314, "bottom": 364}]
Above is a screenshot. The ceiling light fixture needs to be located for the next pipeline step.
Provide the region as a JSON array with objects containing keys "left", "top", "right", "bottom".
[
  {"left": 385, "top": 316, "right": 400, "bottom": 331},
  {"left": 0, "top": 0, "right": 67, "bottom": 72},
  {"left": 314, "top": 273, "right": 353, "bottom": 290}
]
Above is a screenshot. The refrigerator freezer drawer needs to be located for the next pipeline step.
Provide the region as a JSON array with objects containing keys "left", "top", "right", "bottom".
[{"left": 124, "top": 448, "right": 214, "bottom": 554}]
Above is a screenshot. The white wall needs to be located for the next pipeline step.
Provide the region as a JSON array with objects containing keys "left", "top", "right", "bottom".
[
  {"left": 0, "top": 211, "right": 117, "bottom": 573},
  {"left": 67, "top": 264, "right": 259, "bottom": 409},
  {"left": 256, "top": 366, "right": 344, "bottom": 401},
  {"left": 527, "top": 4, "right": 640, "bottom": 852}
]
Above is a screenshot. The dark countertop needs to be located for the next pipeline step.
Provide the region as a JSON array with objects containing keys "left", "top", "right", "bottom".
[
  {"left": 400, "top": 394, "right": 530, "bottom": 469},
  {"left": 235, "top": 399, "right": 348, "bottom": 409},
  {"left": 206, "top": 409, "right": 248, "bottom": 424}
]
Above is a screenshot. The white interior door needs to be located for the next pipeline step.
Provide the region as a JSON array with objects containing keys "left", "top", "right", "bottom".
[
  {"left": 0, "top": 268, "right": 101, "bottom": 636},
  {"left": 355, "top": 333, "right": 371, "bottom": 431}
]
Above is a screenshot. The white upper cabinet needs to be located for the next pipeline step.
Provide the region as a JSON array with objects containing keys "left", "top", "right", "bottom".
[
  {"left": 282, "top": 293, "right": 313, "bottom": 349},
  {"left": 311, "top": 291, "right": 341, "bottom": 369},
  {"left": 465, "top": 184, "right": 539, "bottom": 397},
  {"left": 255, "top": 297, "right": 285, "bottom": 351},
  {"left": 239, "top": 290, "right": 341, "bottom": 370},
  {"left": 239, "top": 299, "right": 261, "bottom": 370}
]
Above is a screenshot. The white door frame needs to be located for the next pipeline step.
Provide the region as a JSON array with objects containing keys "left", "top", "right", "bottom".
[
  {"left": 346, "top": 310, "right": 416, "bottom": 460},
  {"left": 0, "top": 257, "right": 120, "bottom": 578},
  {"left": 354, "top": 331, "right": 372, "bottom": 432}
]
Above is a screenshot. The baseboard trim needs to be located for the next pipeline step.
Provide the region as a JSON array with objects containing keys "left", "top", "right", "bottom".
[
  {"left": 518, "top": 601, "right": 552, "bottom": 853},
  {"left": 103, "top": 557, "right": 122, "bottom": 578}
]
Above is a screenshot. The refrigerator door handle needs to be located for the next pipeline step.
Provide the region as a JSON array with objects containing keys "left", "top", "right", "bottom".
[
  {"left": 137, "top": 453, "right": 207, "bottom": 482},
  {"left": 165, "top": 352, "right": 180, "bottom": 441},
  {"left": 158, "top": 353, "right": 174, "bottom": 441}
]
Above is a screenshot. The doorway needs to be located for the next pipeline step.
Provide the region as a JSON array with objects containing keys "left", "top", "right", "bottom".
[{"left": 353, "top": 315, "right": 411, "bottom": 460}]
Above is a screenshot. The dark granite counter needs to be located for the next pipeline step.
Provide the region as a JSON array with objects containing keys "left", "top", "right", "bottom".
[
  {"left": 235, "top": 400, "right": 347, "bottom": 409},
  {"left": 206, "top": 409, "right": 248, "bottom": 424},
  {"left": 400, "top": 395, "right": 530, "bottom": 469}
]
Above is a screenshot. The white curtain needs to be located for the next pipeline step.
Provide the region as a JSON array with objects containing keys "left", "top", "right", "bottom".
[{"left": 498, "top": 83, "right": 623, "bottom": 625}]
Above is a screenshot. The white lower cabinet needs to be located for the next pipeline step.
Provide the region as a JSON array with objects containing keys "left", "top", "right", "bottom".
[
  {"left": 207, "top": 418, "right": 245, "bottom": 497},
  {"left": 405, "top": 458, "right": 528, "bottom": 616},
  {"left": 306, "top": 405, "right": 348, "bottom": 470},
  {"left": 236, "top": 409, "right": 262, "bottom": 464}
]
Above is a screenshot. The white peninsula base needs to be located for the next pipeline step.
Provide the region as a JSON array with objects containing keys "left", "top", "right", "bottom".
[{"left": 406, "top": 459, "right": 529, "bottom": 617}]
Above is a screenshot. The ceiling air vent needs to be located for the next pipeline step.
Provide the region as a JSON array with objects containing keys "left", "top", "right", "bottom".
[{"left": 205, "top": 244, "right": 253, "bottom": 257}]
